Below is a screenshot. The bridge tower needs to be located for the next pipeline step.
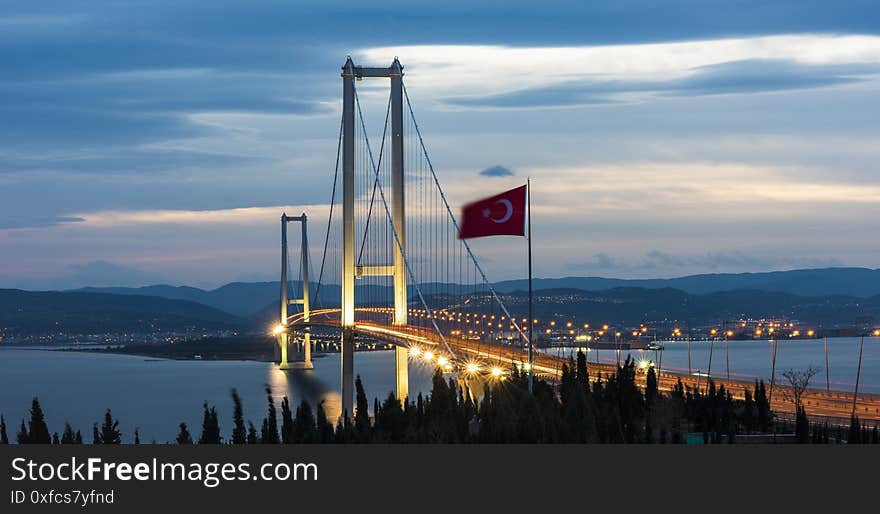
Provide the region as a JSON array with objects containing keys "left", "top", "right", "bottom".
[
  {"left": 279, "top": 212, "right": 313, "bottom": 370},
  {"left": 341, "top": 57, "right": 409, "bottom": 414}
]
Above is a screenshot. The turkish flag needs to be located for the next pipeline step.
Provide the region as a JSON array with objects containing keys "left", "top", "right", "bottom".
[{"left": 458, "top": 185, "right": 527, "bottom": 239}]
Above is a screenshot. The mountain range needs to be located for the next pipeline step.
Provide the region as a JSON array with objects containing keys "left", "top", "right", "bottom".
[
  {"left": 4, "top": 267, "right": 880, "bottom": 337},
  {"left": 0, "top": 289, "right": 243, "bottom": 335},
  {"left": 73, "top": 267, "right": 880, "bottom": 317}
]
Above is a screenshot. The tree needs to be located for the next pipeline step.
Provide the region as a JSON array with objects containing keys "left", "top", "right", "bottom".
[
  {"left": 0, "top": 415, "right": 8, "bottom": 444},
  {"left": 795, "top": 407, "right": 810, "bottom": 444},
  {"left": 198, "top": 402, "right": 221, "bottom": 444},
  {"left": 293, "top": 400, "right": 317, "bottom": 443},
  {"left": 354, "top": 376, "right": 371, "bottom": 441},
  {"left": 316, "top": 401, "right": 334, "bottom": 443},
  {"left": 754, "top": 381, "right": 771, "bottom": 433},
  {"left": 176, "top": 423, "right": 193, "bottom": 444},
  {"left": 261, "top": 388, "right": 279, "bottom": 444},
  {"left": 230, "top": 389, "right": 247, "bottom": 444},
  {"left": 134, "top": 429, "right": 141, "bottom": 445},
  {"left": 27, "top": 398, "right": 51, "bottom": 444},
  {"left": 98, "top": 410, "right": 121, "bottom": 444},
  {"left": 280, "top": 397, "right": 294, "bottom": 444},
  {"left": 782, "top": 366, "right": 820, "bottom": 412},
  {"left": 17, "top": 420, "right": 29, "bottom": 443},
  {"left": 246, "top": 422, "right": 259, "bottom": 444},
  {"left": 61, "top": 423, "right": 78, "bottom": 444},
  {"left": 52, "top": 433, "right": 60, "bottom": 444}
]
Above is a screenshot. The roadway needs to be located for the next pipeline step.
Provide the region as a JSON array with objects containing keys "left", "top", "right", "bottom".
[{"left": 286, "top": 309, "right": 880, "bottom": 423}]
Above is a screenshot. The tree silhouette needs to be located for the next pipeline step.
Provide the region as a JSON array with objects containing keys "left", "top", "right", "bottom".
[
  {"left": 97, "top": 410, "right": 121, "bottom": 444},
  {"left": 27, "top": 398, "right": 51, "bottom": 444},
  {"left": 198, "top": 402, "right": 221, "bottom": 444},
  {"left": 260, "top": 388, "right": 279, "bottom": 444},
  {"left": 230, "top": 389, "right": 246, "bottom": 444},
  {"left": 0, "top": 415, "right": 8, "bottom": 444},
  {"left": 781, "top": 366, "right": 820, "bottom": 411},
  {"left": 176, "top": 422, "right": 193, "bottom": 444},
  {"left": 61, "top": 423, "right": 79, "bottom": 444}
]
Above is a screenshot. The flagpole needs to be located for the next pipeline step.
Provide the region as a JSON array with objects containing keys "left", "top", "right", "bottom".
[{"left": 527, "top": 178, "right": 534, "bottom": 393}]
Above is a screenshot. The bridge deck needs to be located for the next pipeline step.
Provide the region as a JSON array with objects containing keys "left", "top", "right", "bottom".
[{"left": 288, "top": 310, "right": 880, "bottom": 423}]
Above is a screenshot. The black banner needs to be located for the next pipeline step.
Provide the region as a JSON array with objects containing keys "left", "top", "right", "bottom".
[{"left": 2, "top": 445, "right": 877, "bottom": 511}]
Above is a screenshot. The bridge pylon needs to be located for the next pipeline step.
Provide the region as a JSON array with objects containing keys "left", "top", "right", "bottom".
[
  {"left": 279, "top": 212, "right": 313, "bottom": 370},
  {"left": 341, "top": 57, "right": 409, "bottom": 413}
]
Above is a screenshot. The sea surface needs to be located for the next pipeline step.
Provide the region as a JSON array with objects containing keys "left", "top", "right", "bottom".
[
  {"left": 0, "top": 348, "right": 435, "bottom": 443},
  {"left": 1, "top": 337, "right": 877, "bottom": 443}
]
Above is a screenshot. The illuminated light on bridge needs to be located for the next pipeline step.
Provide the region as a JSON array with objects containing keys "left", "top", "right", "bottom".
[
  {"left": 465, "top": 363, "right": 480, "bottom": 374},
  {"left": 874, "top": 329, "right": 880, "bottom": 337},
  {"left": 409, "top": 347, "right": 421, "bottom": 357},
  {"left": 423, "top": 351, "right": 435, "bottom": 362},
  {"left": 272, "top": 324, "right": 285, "bottom": 336},
  {"left": 436, "top": 356, "right": 449, "bottom": 366},
  {"left": 491, "top": 367, "right": 504, "bottom": 377}
]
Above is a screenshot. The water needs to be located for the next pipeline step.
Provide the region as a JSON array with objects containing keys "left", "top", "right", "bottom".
[
  {"left": 3, "top": 338, "right": 877, "bottom": 443},
  {"left": 0, "top": 348, "right": 436, "bottom": 443},
  {"left": 544, "top": 337, "right": 880, "bottom": 394}
]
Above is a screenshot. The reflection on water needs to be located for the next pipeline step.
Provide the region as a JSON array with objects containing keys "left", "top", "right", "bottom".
[{"left": 0, "top": 349, "right": 434, "bottom": 443}]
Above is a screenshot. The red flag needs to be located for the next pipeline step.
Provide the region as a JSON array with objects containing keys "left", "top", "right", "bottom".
[{"left": 458, "top": 185, "right": 527, "bottom": 239}]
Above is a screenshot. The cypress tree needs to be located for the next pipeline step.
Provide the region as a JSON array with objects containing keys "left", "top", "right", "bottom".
[
  {"left": 754, "top": 381, "right": 771, "bottom": 433},
  {"left": 354, "top": 376, "right": 371, "bottom": 441},
  {"left": 315, "top": 401, "right": 334, "bottom": 443},
  {"left": 0, "top": 415, "right": 7, "bottom": 444},
  {"left": 176, "top": 422, "right": 193, "bottom": 444},
  {"left": 198, "top": 402, "right": 221, "bottom": 444},
  {"left": 74, "top": 430, "right": 83, "bottom": 444},
  {"left": 52, "top": 433, "right": 60, "bottom": 444},
  {"left": 27, "top": 398, "right": 51, "bottom": 444},
  {"left": 246, "top": 422, "right": 258, "bottom": 444},
  {"left": 280, "top": 397, "right": 294, "bottom": 444},
  {"left": 134, "top": 429, "right": 141, "bottom": 445},
  {"left": 848, "top": 416, "right": 861, "bottom": 444},
  {"left": 17, "top": 420, "right": 29, "bottom": 444},
  {"left": 230, "top": 389, "right": 246, "bottom": 444},
  {"left": 92, "top": 423, "right": 100, "bottom": 444},
  {"left": 261, "top": 388, "right": 279, "bottom": 444},
  {"left": 293, "top": 400, "right": 317, "bottom": 443},
  {"left": 61, "top": 423, "right": 76, "bottom": 444},
  {"left": 99, "top": 410, "right": 121, "bottom": 444},
  {"left": 795, "top": 406, "right": 810, "bottom": 444}
]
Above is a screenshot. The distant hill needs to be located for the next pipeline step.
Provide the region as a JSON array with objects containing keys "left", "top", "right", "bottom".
[
  {"left": 0, "top": 289, "right": 244, "bottom": 336},
  {"left": 492, "top": 267, "right": 880, "bottom": 297},
  {"left": 66, "top": 268, "right": 880, "bottom": 323},
  {"left": 490, "top": 287, "right": 880, "bottom": 327}
]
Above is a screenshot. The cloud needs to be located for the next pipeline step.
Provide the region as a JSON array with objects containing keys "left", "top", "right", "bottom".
[
  {"left": 441, "top": 59, "right": 879, "bottom": 109},
  {"left": 566, "top": 253, "right": 621, "bottom": 271},
  {"left": 0, "top": 216, "right": 85, "bottom": 230},
  {"left": 479, "top": 165, "right": 514, "bottom": 177}
]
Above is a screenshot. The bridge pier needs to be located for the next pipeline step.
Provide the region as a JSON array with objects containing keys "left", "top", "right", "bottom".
[
  {"left": 341, "top": 328, "right": 354, "bottom": 418},
  {"left": 395, "top": 346, "right": 409, "bottom": 403}
]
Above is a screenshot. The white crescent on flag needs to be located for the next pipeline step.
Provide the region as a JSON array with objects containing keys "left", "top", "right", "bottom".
[{"left": 489, "top": 199, "right": 514, "bottom": 223}]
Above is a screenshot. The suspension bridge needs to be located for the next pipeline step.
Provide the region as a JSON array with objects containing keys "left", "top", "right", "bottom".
[{"left": 274, "top": 57, "right": 880, "bottom": 423}]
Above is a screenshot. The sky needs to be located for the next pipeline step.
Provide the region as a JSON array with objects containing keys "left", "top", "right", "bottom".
[{"left": 1, "top": 1, "right": 879, "bottom": 290}]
